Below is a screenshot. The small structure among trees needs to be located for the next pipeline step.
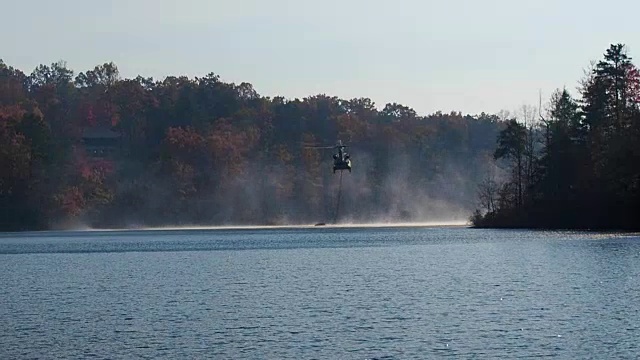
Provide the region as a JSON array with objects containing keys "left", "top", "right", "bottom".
[{"left": 82, "top": 126, "right": 121, "bottom": 157}]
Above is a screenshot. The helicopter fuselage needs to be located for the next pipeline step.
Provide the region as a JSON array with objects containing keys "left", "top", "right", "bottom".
[
  {"left": 333, "top": 147, "right": 351, "bottom": 173},
  {"left": 304, "top": 140, "right": 352, "bottom": 174}
]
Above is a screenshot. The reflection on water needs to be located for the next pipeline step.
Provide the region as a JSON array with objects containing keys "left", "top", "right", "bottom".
[{"left": 1, "top": 227, "right": 639, "bottom": 358}]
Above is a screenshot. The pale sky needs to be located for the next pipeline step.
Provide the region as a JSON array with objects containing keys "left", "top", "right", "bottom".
[{"left": 2, "top": 0, "right": 639, "bottom": 115}]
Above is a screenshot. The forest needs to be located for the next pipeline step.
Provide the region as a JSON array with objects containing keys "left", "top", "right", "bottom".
[
  {"left": 472, "top": 44, "right": 640, "bottom": 231},
  {"left": 3, "top": 43, "right": 637, "bottom": 232},
  {"left": 0, "top": 56, "right": 503, "bottom": 231}
]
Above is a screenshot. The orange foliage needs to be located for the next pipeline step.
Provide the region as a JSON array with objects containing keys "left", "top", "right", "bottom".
[
  {"left": 207, "top": 119, "right": 260, "bottom": 176},
  {"left": 336, "top": 113, "right": 367, "bottom": 142},
  {"left": 170, "top": 160, "right": 197, "bottom": 198},
  {"left": 55, "top": 186, "right": 86, "bottom": 217},
  {"left": 0, "top": 106, "right": 33, "bottom": 195},
  {"left": 165, "top": 126, "right": 205, "bottom": 159},
  {"left": 0, "top": 105, "right": 27, "bottom": 121}
]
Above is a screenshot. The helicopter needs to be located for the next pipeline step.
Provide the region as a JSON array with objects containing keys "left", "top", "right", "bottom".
[{"left": 304, "top": 140, "right": 352, "bottom": 173}]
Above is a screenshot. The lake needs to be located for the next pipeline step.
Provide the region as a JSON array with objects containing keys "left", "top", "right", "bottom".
[{"left": 1, "top": 225, "right": 639, "bottom": 359}]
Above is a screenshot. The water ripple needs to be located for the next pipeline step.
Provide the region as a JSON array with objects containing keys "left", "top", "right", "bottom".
[{"left": 1, "top": 227, "right": 639, "bottom": 358}]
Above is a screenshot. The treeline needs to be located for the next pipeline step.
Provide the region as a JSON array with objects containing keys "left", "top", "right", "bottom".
[
  {"left": 472, "top": 44, "right": 640, "bottom": 230},
  {"left": 0, "top": 58, "right": 505, "bottom": 231}
]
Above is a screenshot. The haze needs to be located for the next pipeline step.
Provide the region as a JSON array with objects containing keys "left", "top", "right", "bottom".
[{"left": 2, "top": 0, "right": 638, "bottom": 115}]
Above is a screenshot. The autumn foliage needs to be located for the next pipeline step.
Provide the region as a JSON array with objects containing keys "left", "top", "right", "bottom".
[{"left": 0, "top": 58, "right": 504, "bottom": 230}]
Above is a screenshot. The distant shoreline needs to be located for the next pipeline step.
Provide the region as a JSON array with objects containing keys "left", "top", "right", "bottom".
[
  {"left": 0, "top": 221, "right": 470, "bottom": 235},
  {"left": 470, "top": 223, "right": 640, "bottom": 233},
  {"left": 5, "top": 222, "right": 640, "bottom": 236}
]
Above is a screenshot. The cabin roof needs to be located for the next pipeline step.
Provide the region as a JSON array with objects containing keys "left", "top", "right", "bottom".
[{"left": 82, "top": 126, "right": 121, "bottom": 140}]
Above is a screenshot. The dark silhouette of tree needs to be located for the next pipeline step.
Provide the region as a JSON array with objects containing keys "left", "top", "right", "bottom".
[
  {"left": 473, "top": 43, "right": 640, "bottom": 230},
  {"left": 494, "top": 119, "right": 527, "bottom": 208}
]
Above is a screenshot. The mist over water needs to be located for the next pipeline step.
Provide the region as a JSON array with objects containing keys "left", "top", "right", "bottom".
[
  {"left": 106, "top": 222, "right": 469, "bottom": 233},
  {"left": 68, "top": 144, "right": 484, "bottom": 230},
  {"left": 321, "top": 151, "right": 480, "bottom": 225}
]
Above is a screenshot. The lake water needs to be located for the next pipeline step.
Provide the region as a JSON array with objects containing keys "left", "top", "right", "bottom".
[{"left": 1, "top": 225, "right": 639, "bottom": 359}]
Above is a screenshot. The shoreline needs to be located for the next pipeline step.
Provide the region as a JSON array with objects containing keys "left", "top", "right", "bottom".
[{"left": 0, "top": 221, "right": 470, "bottom": 235}]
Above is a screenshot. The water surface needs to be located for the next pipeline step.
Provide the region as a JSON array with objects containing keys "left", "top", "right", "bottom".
[{"left": 1, "top": 226, "right": 639, "bottom": 358}]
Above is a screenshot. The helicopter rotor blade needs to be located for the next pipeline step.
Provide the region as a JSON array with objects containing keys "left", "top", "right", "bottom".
[
  {"left": 302, "top": 144, "right": 336, "bottom": 149},
  {"left": 301, "top": 141, "right": 350, "bottom": 149}
]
